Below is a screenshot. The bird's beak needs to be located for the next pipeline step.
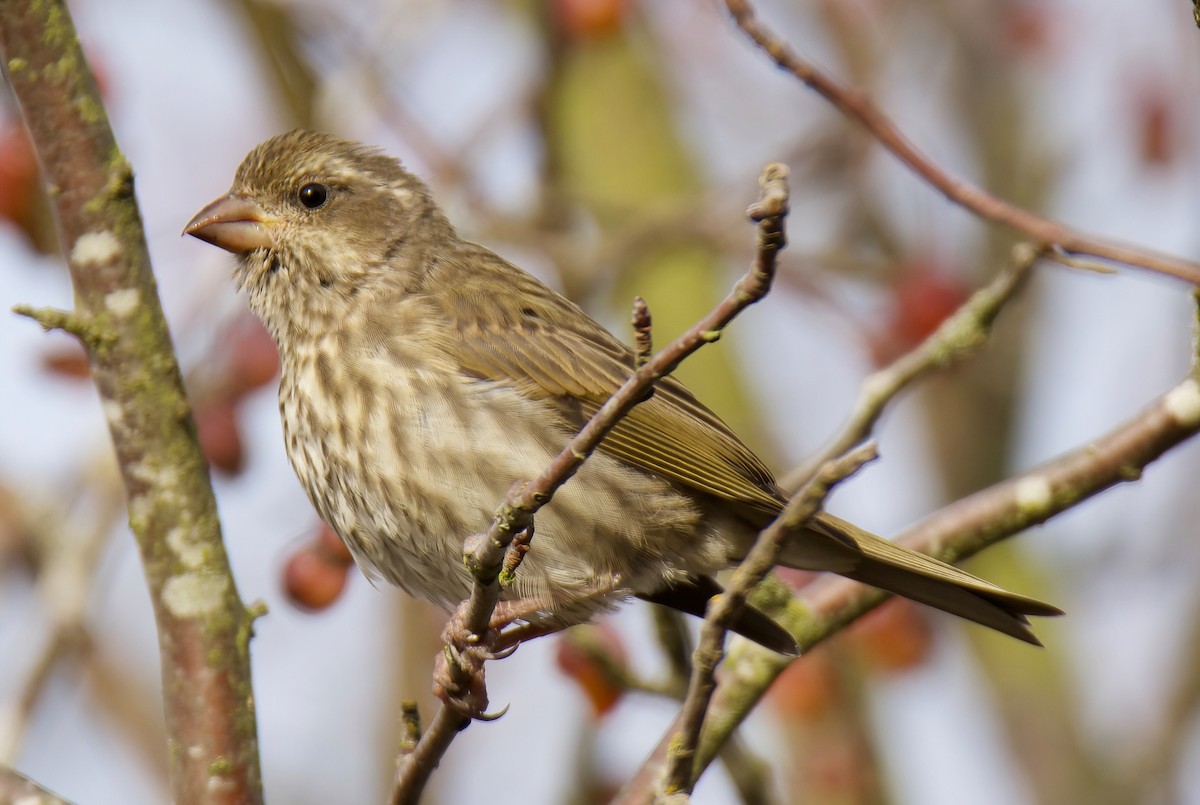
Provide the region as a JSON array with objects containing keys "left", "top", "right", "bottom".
[{"left": 184, "top": 194, "right": 277, "bottom": 254}]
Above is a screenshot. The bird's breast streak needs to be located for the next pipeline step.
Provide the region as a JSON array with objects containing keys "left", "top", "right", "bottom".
[
  {"left": 277, "top": 344, "right": 733, "bottom": 613},
  {"left": 278, "top": 352, "right": 571, "bottom": 606}
]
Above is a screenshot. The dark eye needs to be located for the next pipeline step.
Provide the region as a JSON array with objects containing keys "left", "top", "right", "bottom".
[{"left": 298, "top": 183, "right": 328, "bottom": 209}]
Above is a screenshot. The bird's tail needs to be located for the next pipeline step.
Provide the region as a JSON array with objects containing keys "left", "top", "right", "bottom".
[{"left": 777, "top": 513, "right": 1062, "bottom": 645}]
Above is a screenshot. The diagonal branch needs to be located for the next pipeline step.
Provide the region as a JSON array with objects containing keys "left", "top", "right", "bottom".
[
  {"left": 390, "top": 163, "right": 792, "bottom": 804},
  {"left": 781, "top": 243, "right": 1041, "bottom": 491},
  {"left": 661, "top": 441, "right": 878, "bottom": 795},
  {"left": 724, "top": 0, "right": 1200, "bottom": 285},
  {"left": 0, "top": 1, "right": 262, "bottom": 802},
  {"left": 0, "top": 765, "right": 75, "bottom": 805}
]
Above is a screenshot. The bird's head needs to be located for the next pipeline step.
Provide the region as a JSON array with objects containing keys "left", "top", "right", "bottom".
[{"left": 185, "top": 129, "right": 452, "bottom": 343}]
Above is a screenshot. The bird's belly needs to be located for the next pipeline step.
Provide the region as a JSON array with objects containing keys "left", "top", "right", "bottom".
[{"left": 278, "top": 364, "right": 729, "bottom": 618}]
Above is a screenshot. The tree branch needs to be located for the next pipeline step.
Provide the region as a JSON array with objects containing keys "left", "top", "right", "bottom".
[
  {"left": 723, "top": 0, "right": 1200, "bottom": 285},
  {"left": 0, "top": 2, "right": 262, "bottom": 801},
  {"left": 0, "top": 765, "right": 75, "bottom": 805},
  {"left": 781, "top": 243, "right": 1041, "bottom": 491},
  {"left": 662, "top": 442, "right": 878, "bottom": 795}
]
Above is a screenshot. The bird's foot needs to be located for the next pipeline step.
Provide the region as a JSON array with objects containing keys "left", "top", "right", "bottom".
[{"left": 433, "top": 610, "right": 518, "bottom": 720}]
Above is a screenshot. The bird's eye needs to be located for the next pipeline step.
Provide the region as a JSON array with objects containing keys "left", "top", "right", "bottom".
[{"left": 297, "top": 183, "right": 328, "bottom": 209}]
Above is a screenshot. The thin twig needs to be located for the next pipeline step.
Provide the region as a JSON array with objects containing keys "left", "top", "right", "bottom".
[
  {"left": 723, "top": 0, "right": 1200, "bottom": 285},
  {"left": 781, "top": 242, "right": 1042, "bottom": 490},
  {"left": 632, "top": 296, "right": 653, "bottom": 368},
  {"left": 0, "top": 486, "right": 122, "bottom": 762},
  {"left": 398, "top": 702, "right": 422, "bottom": 754},
  {"left": 390, "top": 163, "right": 791, "bottom": 804},
  {"left": 661, "top": 443, "right": 878, "bottom": 795}
]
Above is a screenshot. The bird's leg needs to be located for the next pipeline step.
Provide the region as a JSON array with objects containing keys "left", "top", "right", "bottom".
[
  {"left": 432, "top": 635, "right": 502, "bottom": 720},
  {"left": 433, "top": 611, "right": 511, "bottom": 720},
  {"left": 434, "top": 581, "right": 625, "bottom": 717},
  {"left": 431, "top": 599, "right": 549, "bottom": 718}
]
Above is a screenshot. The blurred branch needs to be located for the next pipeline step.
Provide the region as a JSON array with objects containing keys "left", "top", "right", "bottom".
[
  {"left": 557, "top": 626, "right": 774, "bottom": 805},
  {"left": 230, "top": 0, "right": 316, "bottom": 125},
  {"left": 0, "top": 484, "right": 121, "bottom": 762},
  {"left": 649, "top": 606, "right": 694, "bottom": 694},
  {"left": 717, "top": 732, "right": 778, "bottom": 805},
  {"left": 86, "top": 651, "right": 170, "bottom": 783},
  {"left": 724, "top": 0, "right": 1200, "bottom": 285},
  {"left": 781, "top": 242, "right": 1041, "bottom": 490},
  {"left": 390, "top": 162, "right": 791, "bottom": 805},
  {"left": 0, "top": 1, "right": 262, "bottom": 802},
  {"left": 560, "top": 628, "right": 682, "bottom": 700},
  {"left": 1129, "top": 576, "right": 1200, "bottom": 797},
  {"left": 0, "top": 765, "right": 75, "bottom": 805}
]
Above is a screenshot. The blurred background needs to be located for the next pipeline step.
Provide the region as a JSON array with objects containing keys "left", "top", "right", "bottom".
[{"left": 2, "top": 0, "right": 1200, "bottom": 802}]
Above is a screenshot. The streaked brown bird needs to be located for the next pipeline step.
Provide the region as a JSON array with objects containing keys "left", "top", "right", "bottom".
[{"left": 185, "top": 130, "right": 1060, "bottom": 654}]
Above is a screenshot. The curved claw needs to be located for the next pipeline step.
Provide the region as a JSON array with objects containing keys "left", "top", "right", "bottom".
[
  {"left": 474, "top": 703, "right": 510, "bottom": 722},
  {"left": 489, "top": 643, "right": 519, "bottom": 661},
  {"left": 434, "top": 611, "right": 527, "bottom": 720}
]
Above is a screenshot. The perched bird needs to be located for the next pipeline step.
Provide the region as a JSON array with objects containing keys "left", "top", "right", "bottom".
[{"left": 185, "top": 130, "right": 1060, "bottom": 654}]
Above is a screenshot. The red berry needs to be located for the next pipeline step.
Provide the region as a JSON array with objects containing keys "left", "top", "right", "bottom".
[
  {"left": 553, "top": 0, "right": 629, "bottom": 40},
  {"left": 40, "top": 343, "right": 91, "bottom": 380},
  {"left": 225, "top": 316, "right": 279, "bottom": 395},
  {"left": 284, "top": 542, "right": 351, "bottom": 611},
  {"left": 554, "top": 624, "right": 628, "bottom": 717},
  {"left": 846, "top": 599, "right": 933, "bottom": 673},
  {"left": 770, "top": 650, "right": 840, "bottom": 719},
  {"left": 194, "top": 401, "right": 244, "bottom": 475}
]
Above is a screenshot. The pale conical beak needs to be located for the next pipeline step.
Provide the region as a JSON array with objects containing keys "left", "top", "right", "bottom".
[{"left": 184, "top": 194, "right": 277, "bottom": 254}]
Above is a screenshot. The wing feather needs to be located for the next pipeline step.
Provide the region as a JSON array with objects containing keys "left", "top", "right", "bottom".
[{"left": 423, "top": 247, "right": 784, "bottom": 516}]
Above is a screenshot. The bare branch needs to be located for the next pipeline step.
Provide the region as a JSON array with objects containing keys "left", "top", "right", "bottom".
[
  {"left": 723, "top": 0, "right": 1200, "bottom": 285},
  {"left": 781, "top": 242, "right": 1041, "bottom": 490},
  {"left": 805, "top": 373, "right": 1200, "bottom": 633},
  {"left": 662, "top": 442, "right": 878, "bottom": 795},
  {"left": 619, "top": 292, "right": 1200, "bottom": 801}
]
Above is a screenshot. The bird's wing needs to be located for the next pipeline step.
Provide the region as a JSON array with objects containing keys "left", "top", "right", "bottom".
[{"left": 426, "top": 246, "right": 784, "bottom": 517}]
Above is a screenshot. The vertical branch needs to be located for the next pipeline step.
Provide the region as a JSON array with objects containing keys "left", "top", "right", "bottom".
[
  {"left": 631, "top": 296, "right": 653, "bottom": 367},
  {"left": 0, "top": 2, "right": 262, "bottom": 802}
]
